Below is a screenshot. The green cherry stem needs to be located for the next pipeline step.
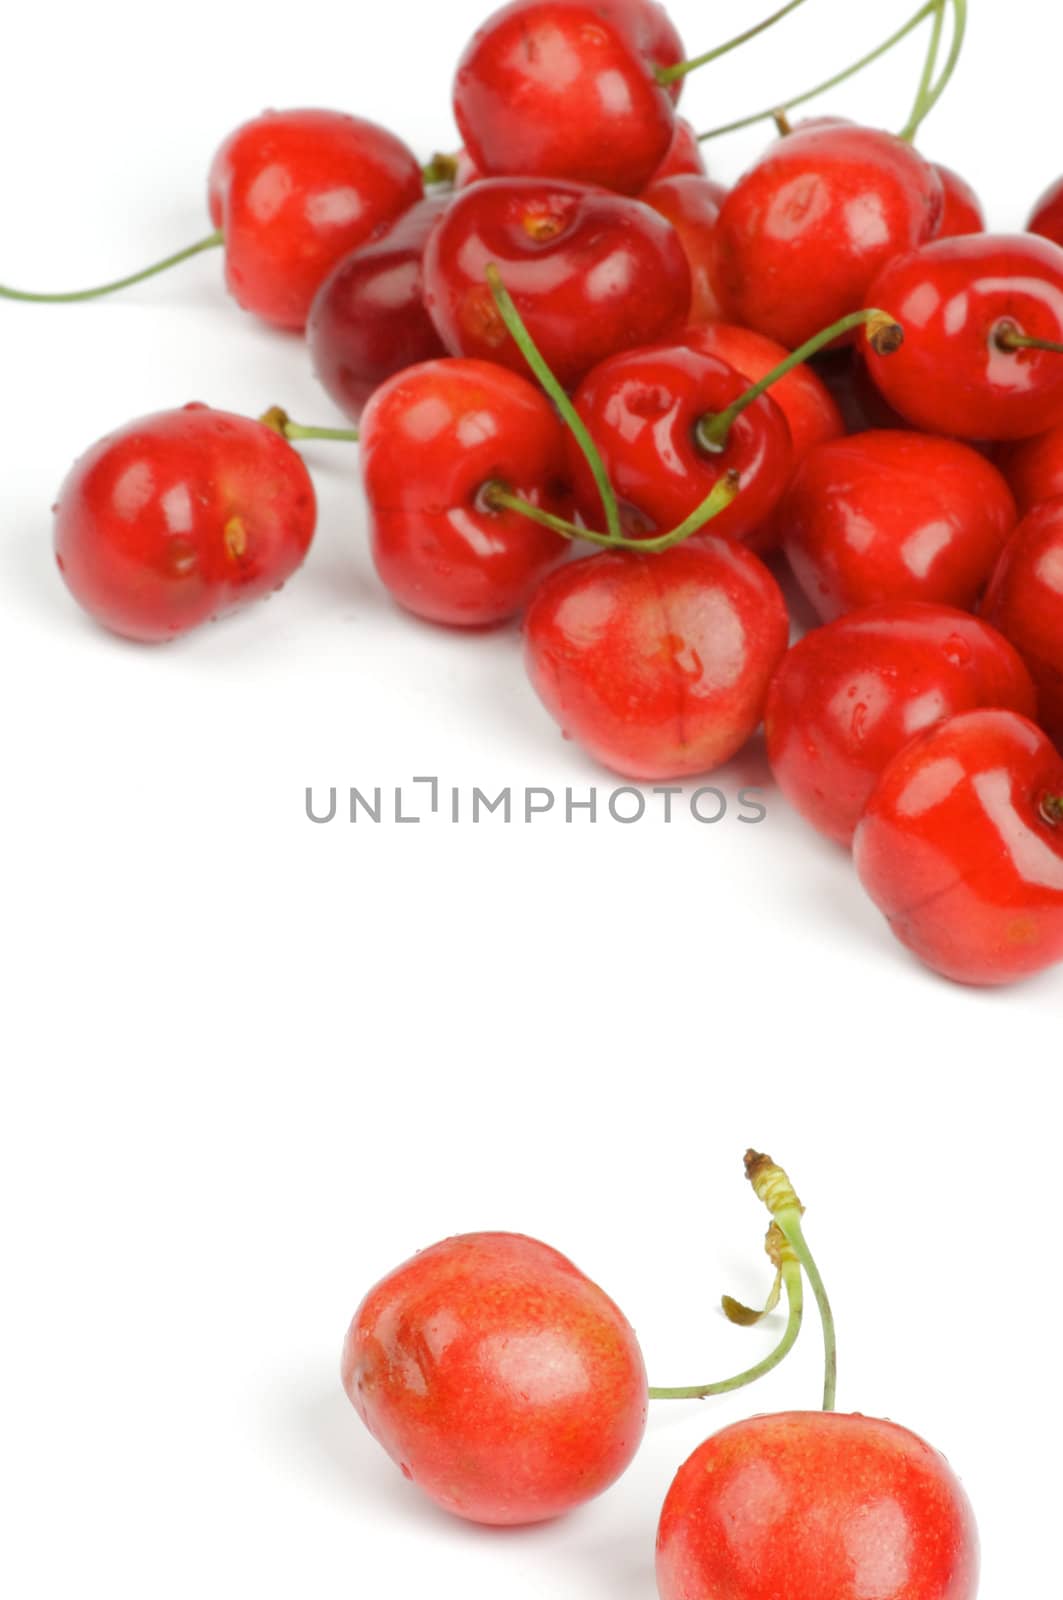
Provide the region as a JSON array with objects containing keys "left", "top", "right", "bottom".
[
  {"left": 656, "top": 0, "right": 812, "bottom": 88},
  {"left": 1042, "top": 794, "right": 1063, "bottom": 826},
  {"left": 486, "top": 473, "right": 740, "bottom": 554},
  {"left": 902, "top": 0, "right": 947, "bottom": 140},
  {"left": 697, "top": 309, "right": 904, "bottom": 453},
  {"left": 649, "top": 1255, "right": 804, "bottom": 1401},
  {"left": 485, "top": 262, "right": 622, "bottom": 544},
  {"left": 899, "top": 0, "right": 969, "bottom": 142},
  {"left": 259, "top": 407, "right": 359, "bottom": 443},
  {"left": 0, "top": 229, "right": 224, "bottom": 303},
  {"left": 423, "top": 151, "right": 460, "bottom": 186},
  {"left": 993, "top": 322, "right": 1063, "bottom": 357}
]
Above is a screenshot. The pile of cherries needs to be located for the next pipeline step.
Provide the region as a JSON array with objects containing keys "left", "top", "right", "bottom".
[
  {"left": 344, "top": 1152, "right": 979, "bottom": 1600},
  {"left": 11, "top": 0, "right": 1063, "bottom": 989}
]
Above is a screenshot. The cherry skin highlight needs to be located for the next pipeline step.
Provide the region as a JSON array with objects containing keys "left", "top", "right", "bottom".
[
  {"left": 766, "top": 602, "right": 1037, "bottom": 846},
  {"left": 53, "top": 404, "right": 316, "bottom": 643},
  {"left": 359, "top": 359, "right": 570, "bottom": 627},
  {"left": 307, "top": 196, "right": 449, "bottom": 422},
  {"left": 524, "top": 539, "right": 789, "bottom": 779},
  {"left": 208, "top": 110, "right": 424, "bottom": 330},
  {"left": 682, "top": 323, "right": 845, "bottom": 464},
  {"left": 422, "top": 178, "right": 691, "bottom": 390},
  {"left": 342, "top": 1231, "right": 648, "bottom": 1527},
  {"left": 640, "top": 175, "right": 723, "bottom": 323},
  {"left": 709, "top": 122, "right": 942, "bottom": 349},
  {"left": 656, "top": 1411, "right": 979, "bottom": 1600},
  {"left": 781, "top": 431, "right": 1018, "bottom": 623},
  {"left": 863, "top": 233, "right": 1063, "bottom": 440},
  {"left": 932, "top": 162, "right": 985, "bottom": 238},
  {"left": 982, "top": 499, "right": 1063, "bottom": 748},
  {"left": 854, "top": 708, "right": 1063, "bottom": 986}
]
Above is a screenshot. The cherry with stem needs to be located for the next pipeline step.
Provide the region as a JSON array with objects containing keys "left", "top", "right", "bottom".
[
  {"left": 656, "top": 0, "right": 814, "bottom": 90},
  {"left": 0, "top": 230, "right": 224, "bottom": 303}
]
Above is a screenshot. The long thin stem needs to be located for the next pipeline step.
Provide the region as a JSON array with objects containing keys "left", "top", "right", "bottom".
[
  {"left": 697, "top": 1, "right": 939, "bottom": 142},
  {"left": 485, "top": 263, "right": 622, "bottom": 544},
  {"left": 487, "top": 471, "right": 739, "bottom": 554},
  {"left": 482, "top": 486, "right": 600, "bottom": 545},
  {"left": 0, "top": 230, "right": 224, "bottom": 303},
  {"left": 902, "top": 0, "right": 946, "bottom": 140},
  {"left": 657, "top": 0, "right": 812, "bottom": 88},
  {"left": 259, "top": 407, "right": 359, "bottom": 443},
  {"left": 993, "top": 324, "right": 1063, "bottom": 357},
  {"left": 649, "top": 1258, "right": 804, "bottom": 1401},
  {"left": 899, "top": 0, "right": 969, "bottom": 142}
]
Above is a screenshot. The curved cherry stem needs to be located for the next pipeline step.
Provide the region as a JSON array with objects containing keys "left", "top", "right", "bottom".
[
  {"left": 903, "top": 0, "right": 946, "bottom": 140},
  {"left": 697, "top": 0, "right": 940, "bottom": 142},
  {"left": 994, "top": 323, "right": 1063, "bottom": 358},
  {"left": 698, "top": 309, "right": 904, "bottom": 453},
  {"left": 486, "top": 473, "right": 739, "bottom": 554},
  {"left": 656, "top": 0, "right": 812, "bottom": 88},
  {"left": 259, "top": 407, "right": 359, "bottom": 443},
  {"left": 899, "top": 0, "right": 968, "bottom": 142},
  {"left": 0, "top": 229, "right": 224, "bottom": 303},
  {"left": 648, "top": 1256, "right": 804, "bottom": 1401}
]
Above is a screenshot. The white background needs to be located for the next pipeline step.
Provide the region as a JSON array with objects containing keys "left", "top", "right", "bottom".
[{"left": 0, "top": 3, "right": 1057, "bottom": 1596}]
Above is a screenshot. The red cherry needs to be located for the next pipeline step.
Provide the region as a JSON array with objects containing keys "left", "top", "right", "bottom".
[
  {"left": 781, "top": 431, "right": 1017, "bottom": 623},
  {"left": 359, "top": 359, "right": 570, "bottom": 626},
  {"left": 766, "top": 602, "right": 1037, "bottom": 846},
  {"left": 568, "top": 345, "right": 793, "bottom": 546},
  {"left": 209, "top": 110, "right": 424, "bottom": 330},
  {"left": 650, "top": 117, "right": 707, "bottom": 179},
  {"left": 932, "top": 162, "right": 985, "bottom": 238},
  {"left": 640, "top": 175, "right": 722, "bottom": 323},
  {"left": 982, "top": 499, "right": 1063, "bottom": 747},
  {"left": 1027, "top": 174, "right": 1063, "bottom": 248},
  {"left": 656, "top": 1412, "right": 978, "bottom": 1600},
  {"left": 453, "top": 1, "right": 677, "bottom": 195},
  {"left": 995, "top": 421, "right": 1063, "bottom": 514},
  {"left": 342, "top": 1232, "right": 647, "bottom": 1526},
  {"left": 854, "top": 708, "right": 1063, "bottom": 985},
  {"left": 862, "top": 233, "right": 1063, "bottom": 440},
  {"left": 523, "top": 539, "right": 789, "bottom": 779},
  {"left": 307, "top": 196, "right": 449, "bottom": 422},
  {"left": 595, "top": 0, "right": 685, "bottom": 101},
  {"left": 53, "top": 405, "right": 316, "bottom": 643},
  {"left": 422, "top": 177, "right": 690, "bottom": 390},
  {"left": 682, "top": 324, "right": 844, "bottom": 463},
  {"left": 710, "top": 122, "right": 943, "bottom": 348}
]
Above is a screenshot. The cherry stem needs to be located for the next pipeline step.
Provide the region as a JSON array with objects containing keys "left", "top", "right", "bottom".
[
  {"left": 486, "top": 474, "right": 740, "bottom": 554},
  {"left": 697, "top": 0, "right": 940, "bottom": 141},
  {"left": 648, "top": 1257, "right": 804, "bottom": 1401},
  {"left": 259, "top": 406, "right": 359, "bottom": 443},
  {"left": 485, "top": 263, "right": 622, "bottom": 544},
  {"left": 1041, "top": 795, "right": 1063, "bottom": 826},
  {"left": 698, "top": 309, "right": 904, "bottom": 452},
  {"left": 656, "top": 0, "right": 812, "bottom": 87},
  {"left": 899, "top": 0, "right": 968, "bottom": 141},
  {"left": 0, "top": 229, "right": 224, "bottom": 303},
  {"left": 902, "top": 0, "right": 947, "bottom": 141},
  {"left": 423, "top": 152, "right": 459, "bottom": 186},
  {"left": 993, "top": 322, "right": 1063, "bottom": 357}
]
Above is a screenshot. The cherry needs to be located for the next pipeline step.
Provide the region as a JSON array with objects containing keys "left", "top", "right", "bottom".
[
  {"left": 862, "top": 233, "right": 1063, "bottom": 440},
  {"left": 682, "top": 324, "right": 845, "bottom": 465},
  {"left": 306, "top": 196, "right": 449, "bottom": 423},
  {"left": 359, "top": 358, "right": 570, "bottom": 627},
  {"left": 709, "top": 121, "right": 943, "bottom": 348},
  {"left": 855, "top": 708, "right": 1063, "bottom": 985},
  {"left": 657, "top": 1411, "right": 979, "bottom": 1600},
  {"left": 1027, "top": 173, "right": 1063, "bottom": 249},
  {"left": 342, "top": 1231, "right": 647, "bottom": 1526},
  {"left": 781, "top": 431, "right": 1018, "bottom": 623},
  {"left": 932, "top": 161, "right": 985, "bottom": 237},
  {"left": 422, "top": 177, "right": 691, "bottom": 390},
  {"left": 766, "top": 601, "right": 1038, "bottom": 846},
  {"left": 523, "top": 539, "right": 789, "bottom": 779},
  {"left": 982, "top": 500, "right": 1063, "bottom": 748},
  {"left": 651, "top": 117, "right": 708, "bottom": 180},
  {"left": 53, "top": 405, "right": 316, "bottom": 643},
  {"left": 995, "top": 421, "right": 1063, "bottom": 514},
  {"left": 640, "top": 176, "right": 723, "bottom": 324}
]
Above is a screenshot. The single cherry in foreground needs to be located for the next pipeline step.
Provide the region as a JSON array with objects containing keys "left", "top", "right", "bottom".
[
  {"left": 342, "top": 1231, "right": 648, "bottom": 1526},
  {"left": 982, "top": 499, "right": 1063, "bottom": 748},
  {"left": 854, "top": 709, "right": 1063, "bottom": 985},
  {"left": 53, "top": 405, "right": 316, "bottom": 642}
]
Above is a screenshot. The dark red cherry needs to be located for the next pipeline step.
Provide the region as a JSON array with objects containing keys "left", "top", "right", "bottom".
[{"left": 997, "top": 422, "right": 1063, "bottom": 514}]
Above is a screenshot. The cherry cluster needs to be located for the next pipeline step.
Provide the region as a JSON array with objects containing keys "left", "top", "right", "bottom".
[
  {"left": 345, "top": 1153, "right": 979, "bottom": 1600},
  {"left": 12, "top": 0, "right": 1063, "bottom": 988}
]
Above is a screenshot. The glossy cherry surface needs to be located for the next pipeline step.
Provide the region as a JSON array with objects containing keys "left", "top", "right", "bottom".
[
  {"left": 453, "top": 0, "right": 678, "bottom": 195},
  {"left": 422, "top": 177, "right": 691, "bottom": 389},
  {"left": 781, "top": 430, "right": 1017, "bottom": 623},
  {"left": 982, "top": 500, "right": 1063, "bottom": 747},
  {"left": 524, "top": 538, "right": 789, "bottom": 779},
  {"left": 854, "top": 709, "right": 1063, "bottom": 985},
  {"left": 656, "top": 1412, "right": 978, "bottom": 1600},
  {"left": 863, "top": 233, "right": 1063, "bottom": 439},
  {"left": 208, "top": 110, "right": 424, "bottom": 330},
  {"left": 640, "top": 175, "right": 722, "bottom": 323},
  {"left": 932, "top": 163, "right": 985, "bottom": 238},
  {"left": 651, "top": 117, "right": 708, "bottom": 179},
  {"left": 709, "top": 122, "right": 943, "bottom": 349},
  {"left": 1027, "top": 174, "right": 1063, "bottom": 249},
  {"left": 307, "top": 196, "right": 449, "bottom": 422},
  {"left": 766, "top": 602, "right": 1037, "bottom": 846},
  {"left": 53, "top": 405, "right": 316, "bottom": 642},
  {"left": 342, "top": 1231, "right": 647, "bottom": 1526},
  {"left": 996, "top": 421, "right": 1063, "bottom": 514},
  {"left": 683, "top": 324, "right": 845, "bottom": 464},
  {"left": 359, "top": 358, "right": 569, "bottom": 626}
]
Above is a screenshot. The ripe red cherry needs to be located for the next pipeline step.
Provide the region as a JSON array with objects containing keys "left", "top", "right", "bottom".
[
  {"left": 454, "top": 2, "right": 681, "bottom": 197},
  {"left": 932, "top": 162, "right": 985, "bottom": 238},
  {"left": 766, "top": 602, "right": 1037, "bottom": 846},
  {"left": 682, "top": 324, "right": 844, "bottom": 464},
  {"left": 862, "top": 233, "right": 1063, "bottom": 439},
  {"left": 640, "top": 175, "right": 722, "bottom": 323},
  {"left": 207, "top": 110, "right": 424, "bottom": 330},
  {"left": 342, "top": 1232, "right": 647, "bottom": 1526},
  {"left": 709, "top": 122, "right": 942, "bottom": 348},
  {"left": 996, "top": 421, "right": 1063, "bottom": 514},
  {"left": 854, "top": 708, "right": 1063, "bottom": 985},
  {"left": 53, "top": 405, "right": 316, "bottom": 643},
  {"left": 651, "top": 117, "right": 707, "bottom": 179},
  {"left": 1027, "top": 174, "right": 1063, "bottom": 248},
  {"left": 656, "top": 1411, "right": 978, "bottom": 1600},
  {"left": 422, "top": 178, "right": 690, "bottom": 390},
  {"left": 982, "top": 500, "right": 1063, "bottom": 747},
  {"left": 307, "top": 196, "right": 449, "bottom": 422},
  {"left": 359, "top": 359, "right": 569, "bottom": 626},
  {"left": 781, "top": 431, "right": 1017, "bottom": 623},
  {"left": 524, "top": 539, "right": 789, "bottom": 779}
]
